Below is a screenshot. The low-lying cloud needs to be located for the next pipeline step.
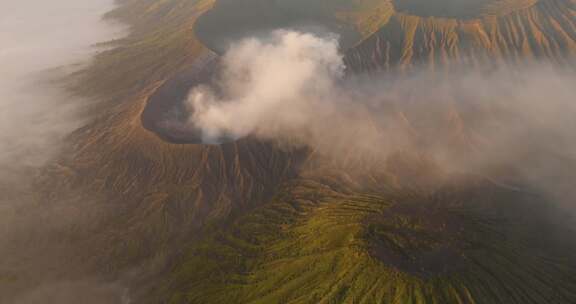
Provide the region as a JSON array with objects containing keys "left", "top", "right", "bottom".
[
  {"left": 0, "top": 0, "right": 127, "bottom": 302},
  {"left": 0, "top": 0, "right": 123, "bottom": 177},
  {"left": 187, "top": 30, "right": 576, "bottom": 198}
]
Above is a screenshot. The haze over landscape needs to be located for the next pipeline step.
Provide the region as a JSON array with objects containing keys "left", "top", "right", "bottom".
[
  {"left": 1, "top": 0, "right": 576, "bottom": 303},
  {"left": 0, "top": 1, "right": 127, "bottom": 303},
  {"left": 0, "top": 0, "right": 121, "bottom": 171}
]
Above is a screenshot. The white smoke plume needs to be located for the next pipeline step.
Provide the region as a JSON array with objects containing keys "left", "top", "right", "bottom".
[
  {"left": 187, "top": 30, "right": 576, "bottom": 197},
  {"left": 190, "top": 31, "right": 344, "bottom": 140},
  {"left": 189, "top": 31, "right": 403, "bottom": 160}
]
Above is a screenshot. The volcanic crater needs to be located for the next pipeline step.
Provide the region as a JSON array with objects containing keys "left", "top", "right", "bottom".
[
  {"left": 141, "top": 0, "right": 366, "bottom": 144},
  {"left": 141, "top": 0, "right": 572, "bottom": 144}
]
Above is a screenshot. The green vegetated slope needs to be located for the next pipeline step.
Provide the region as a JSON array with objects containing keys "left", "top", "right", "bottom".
[
  {"left": 151, "top": 178, "right": 576, "bottom": 304},
  {"left": 23, "top": 0, "right": 576, "bottom": 303}
]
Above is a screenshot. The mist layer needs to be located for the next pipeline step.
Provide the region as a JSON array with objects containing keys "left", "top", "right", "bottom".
[{"left": 0, "top": 1, "right": 126, "bottom": 303}]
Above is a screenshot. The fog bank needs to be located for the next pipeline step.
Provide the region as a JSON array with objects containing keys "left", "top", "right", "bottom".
[
  {"left": 0, "top": 1, "right": 126, "bottom": 302},
  {"left": 0, "top": 0, "right": 123, "bottom": 178}
]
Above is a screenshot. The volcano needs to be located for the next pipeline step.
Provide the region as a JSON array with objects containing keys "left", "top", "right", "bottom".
[{"left": 5, "top": 0, "right": 576, "bottom": 303}]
